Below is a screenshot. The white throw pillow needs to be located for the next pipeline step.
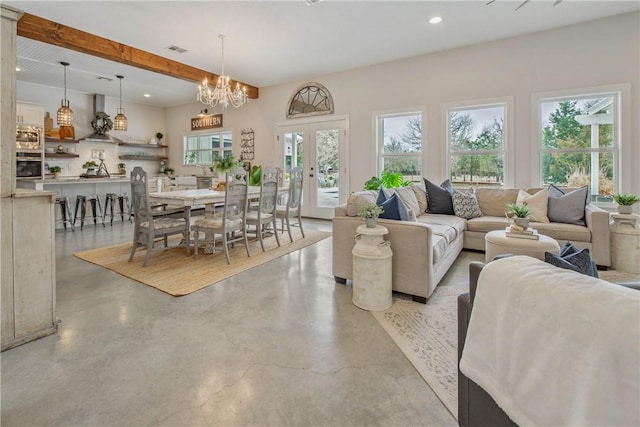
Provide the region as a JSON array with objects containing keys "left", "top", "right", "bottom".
[
  {"left": 517, "top": 189, "right": 549, "bottom": 223},
  {"left": 411, "top": 183, "right": 428, "bottom": 214},
  {"left": 346, "top": 190, "right": 377, "bottom": 217},
  {"left": 387, "top": 186, "right": 420, "bottom": 216}
]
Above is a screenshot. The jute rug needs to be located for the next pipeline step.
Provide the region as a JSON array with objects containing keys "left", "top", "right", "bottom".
[{"left": 74, "top": 228, "right": 330, "bottom": 296}]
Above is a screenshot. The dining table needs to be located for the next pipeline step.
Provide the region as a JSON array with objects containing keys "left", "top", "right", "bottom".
[{"left": 148, "top": 187, "right": 282, "bottom": 255}]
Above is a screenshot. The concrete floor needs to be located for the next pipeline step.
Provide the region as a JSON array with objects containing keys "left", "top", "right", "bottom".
[{"left": 1, "top": 219, "right": 457, "bottom": 427}]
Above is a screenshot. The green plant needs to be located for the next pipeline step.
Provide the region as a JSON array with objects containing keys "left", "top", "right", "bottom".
[
  {"left": 506, "top": 203, "right": 531, "bottom": 218},
  {"left": 49, "top": 166, "right": 61, "bottom": 173},
  {"left": 613, "top": 193, "right": 640, "bottom": 206},
  {"left": 364, "top": 170, "right": 412, "bottom": 190},
  {"left": 163, "top": 167, "right": 174, "bottom": 175},
  {"left": 358, "top": 203, "right": 384, "bottom": 219},
  {"left": 248, "top": 165, "right": 262, "bottom": 186},
  {"left": 117, "top": 163, "right": 126, "bottom": 169},
  {"left": 210, "top": 153, "right": 238, "bottom": 173},
  {"left": 156, "top": 132, "right": 164, "bottom": 140},
  {"left": 83, "top": 161, "right": 98, "bottom": 169}
]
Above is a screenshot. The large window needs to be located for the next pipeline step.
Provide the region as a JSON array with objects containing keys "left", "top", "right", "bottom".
[
  {"left": 447, "top": 102, "right": 507, "bottom": 188},
  {"left": 183, "top": 131, "right": 232, "bottom": 165},
  {"left": 539, "top": 93, "right": 619, "bottom": 200},
  {"left": 376, "top": 112, "right": 421, "bottom": 181}
]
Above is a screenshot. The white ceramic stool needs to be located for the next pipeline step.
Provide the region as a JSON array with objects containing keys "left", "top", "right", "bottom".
[
  {"left": 352, "top": 224, "right": 393, "bottom": 311},
  {"left": 485, "top": 229, "right": 560, "bottom": 263}
]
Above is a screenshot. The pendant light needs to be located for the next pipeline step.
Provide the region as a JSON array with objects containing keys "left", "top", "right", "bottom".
[
  {"left": 56, "top": 62, "right": 73, "bottom": 126},
  {"left": 114, "top": 75, "right": 128, "bottom": 131}
]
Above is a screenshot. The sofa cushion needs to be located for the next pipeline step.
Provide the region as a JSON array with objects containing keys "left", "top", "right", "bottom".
[
  {"left": 345, "top": 190, "right": 378, "bottom": 217},
  {"left": 431, "top": 235, "right": 448, "bottom": 265},
  {"left": 386, "top": 186, "right": 420, "bottom": 216},
  {"left": 378, "top": 193, "right": 410, "bottom": 221},
  {"left": 452, "top": 189, "right": 483, "bottom": 219},
  {"left": 424, "top": 178, "right": 454, "bottom": 215},
  {"left": 466, "top": 216, "right": 510, "bottom": 233},
  {"left": 411, "top": 182, "right": 428, "bottom": 214},
  {"left": 475, "top": 188, "right": 520, "bottom": 217},
  {"left": 517, "top": 189, "right": 549, "bottom": 223},
  {"left": 417, "top": 213, "right": 467, "bottom": 237},
  {"left": 530, "top": 221, "right": 591, "bottom": 242},
  {"left": 547, "top": 184, "right": 588, "bottom": 226}
]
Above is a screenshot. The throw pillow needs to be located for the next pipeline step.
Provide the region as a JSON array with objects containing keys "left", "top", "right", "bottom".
[
  {"left": 452, "top": 189, "right": 483, "bottom": 219},
  {"left": 378, "top": 193, "right": 411, "bottom": 221},
  {"left": 424, "top": 178, "right": 454, "bottom": 215},
  {"left": 545, "top": 245, "right": 598, "bottom": 278},
  {"left": 346, "top": 190, "right": 377, "bottom": 217},
  {"left": 376, "top": 188, "right": 387, "bottom": 205},
  {"left": 411, "top": 183, "right": 428, "bottom": 214},
  {"left": 387, "top": 186, "right": 420, "bottom": 216},
  {"left": 547, "top": 184, "right": 588, "bottom": 226},
  {"left": 516, "top": 189, "right": 550, "bottom": 223}
]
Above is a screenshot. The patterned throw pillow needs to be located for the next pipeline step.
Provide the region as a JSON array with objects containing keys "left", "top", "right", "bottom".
[{"left": 452, "top": 189, "right": 483, "bottom": 219}]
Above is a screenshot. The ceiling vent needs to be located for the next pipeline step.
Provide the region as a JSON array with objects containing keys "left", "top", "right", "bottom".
[{"left": 165, "top": 45, "right": 187, "bottom": 54}]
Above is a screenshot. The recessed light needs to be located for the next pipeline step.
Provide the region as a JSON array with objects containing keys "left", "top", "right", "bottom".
[
  {"left": 143, "top": 93, "right": 151, "bottom": 98},
  {"left": 428, "top": 16, "right": 443, "bottom": 24},
  {"left": 16, "top": 66, "right": 21, "bottom": 71}
]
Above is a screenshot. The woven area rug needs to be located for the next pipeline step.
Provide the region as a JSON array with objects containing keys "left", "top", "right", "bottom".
[
  {"left": 74, "top": 228, "right": 330, "bottom": 296},
  {"left": 371, "top": 285, "right": 465, "bottom": 419}
]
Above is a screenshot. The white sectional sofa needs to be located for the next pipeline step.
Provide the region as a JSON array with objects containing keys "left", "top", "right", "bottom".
[{"left": 332, "top": 185, "right": 611, "bottom": 303}]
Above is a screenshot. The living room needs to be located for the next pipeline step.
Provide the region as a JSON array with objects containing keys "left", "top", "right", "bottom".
[{"left": 1, "top": 2, "right": 639, "bottom": 426}]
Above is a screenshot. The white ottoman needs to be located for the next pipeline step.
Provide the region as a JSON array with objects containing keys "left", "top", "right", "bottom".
[{"left": 485, "top": 230, "right": 561, "bottom": 263}]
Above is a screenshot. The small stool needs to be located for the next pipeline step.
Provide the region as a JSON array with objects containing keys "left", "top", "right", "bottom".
[
  {"left": 54, "top": 196, "right": 74, "bottom": 231},
  {"left": 74, "top": 195, "right": 105, "bottom": 230},
  {"left": 103, "top": 192, "right": 130, "bottom": 225}
]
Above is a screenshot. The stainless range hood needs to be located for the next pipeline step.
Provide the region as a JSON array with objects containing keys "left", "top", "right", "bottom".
[{"left": 78, "top": 94, "right": 125, "bottom": 144}]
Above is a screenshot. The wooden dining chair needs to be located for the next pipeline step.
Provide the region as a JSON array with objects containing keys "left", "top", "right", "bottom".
[
  {"left": 245, "top": 166, "right": 280, "bottom": 251},
  {"left": 128, "top": 167, "right": 189, "bottom": 267},
  {"left": 276, "top": 166, "right": 305, "bottom": 242},
  {"left": 191, "top": 167, "right": 251, "bottom": 264}
]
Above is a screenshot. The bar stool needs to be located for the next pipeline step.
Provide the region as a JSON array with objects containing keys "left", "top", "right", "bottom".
[
  {"left": 73, "top": 195, "right": 105, "bottom": 230},
  {"left": 54, "top": 196, "right": 74, "bottom": 231},
  {"left": 103, "top": 192, "right": 130, "bottom": 225}
]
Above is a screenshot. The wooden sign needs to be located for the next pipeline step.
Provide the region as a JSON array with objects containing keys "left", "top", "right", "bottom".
[{"left": 191, "top": 114, "right": 223, "bottom": 131}]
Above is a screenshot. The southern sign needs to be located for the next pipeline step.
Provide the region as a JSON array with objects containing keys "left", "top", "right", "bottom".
[{"left": 191, "top": 114, "right": 223, "bottom": 131}]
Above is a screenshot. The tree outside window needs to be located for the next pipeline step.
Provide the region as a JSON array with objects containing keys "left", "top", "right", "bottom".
[
  {"left": 448, "top": 104, "right": 506, "bottom": 188},
  {"left": 377, "top": 113, "right": 421, "bottom": 181},
  {"left": 540, "top": 95, "right": 617, "bottom": 200},
  {"left": 184, "top": 131, "right": 233, "bottom": 166}
]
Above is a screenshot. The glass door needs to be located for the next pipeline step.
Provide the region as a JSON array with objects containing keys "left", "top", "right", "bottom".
[{"left": 277, "top": 118, "right": 348, "bottom": 219}]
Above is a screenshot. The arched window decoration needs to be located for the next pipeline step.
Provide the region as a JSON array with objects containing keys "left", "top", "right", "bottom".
[{"left": 287, "top": 82, "right": 334, "bottom": 118}]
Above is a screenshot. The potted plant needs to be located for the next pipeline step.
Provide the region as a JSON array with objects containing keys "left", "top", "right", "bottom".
[
  {"left": 359, "top": 203, "right": 384, "bottom": 228},
  {"left": 210, "top": 153, "right": 238, "bottom": 176},
  {"left": 613, "top": 193, "right": 639, "bottom": 214},
  {"left": 163, "top": 167, "right": 174, "bottom": 176},
  {"left": 82, "top": 160, "right": 99, "bottom": 175},
  {"left": 49, "top": 165, "right": 62, "bottom": 179},
  {"left": 117, "top": 163, "right": 126, "bottom": 174},
  {"left": 506, "top": 203, "right": 531, "bottom": 229},
  {"left": 156, "top": 132, "right": 164, "bottom": 143}
]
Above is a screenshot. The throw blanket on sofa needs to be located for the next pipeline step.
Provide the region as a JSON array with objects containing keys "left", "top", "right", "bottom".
[{"left": 460, "top": 256, "right": 640, "bottom": 427}]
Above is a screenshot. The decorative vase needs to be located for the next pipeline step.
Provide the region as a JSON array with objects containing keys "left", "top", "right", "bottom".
[
  {"left": 514, "top": 217, "right": 530, "bottom": 229},
  {"left": 617, "top": 205, "right": 632, "bottom": 214},
  {"left": 365, "top": 217, "right": 377, "bottom": 228},
  {"left": 53, "top": 172, "right": 60, "bottom": 179}
]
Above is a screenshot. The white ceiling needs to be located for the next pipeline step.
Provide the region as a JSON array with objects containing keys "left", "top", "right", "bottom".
[{"left": 7, "top": 0, "right": 639, "bottom": 108}]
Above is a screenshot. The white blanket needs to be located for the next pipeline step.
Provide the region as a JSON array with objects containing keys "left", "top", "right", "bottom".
[{"left": 460, "top": 256, "right": 640, "bottom": 426}]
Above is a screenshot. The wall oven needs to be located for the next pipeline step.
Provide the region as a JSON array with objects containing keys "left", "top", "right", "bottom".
[
  {"left": 16, "top": 154, "right": 43, "bottom": 178},
  {"left": 16, "top": 125, "right": 44, "bottom": 178}
]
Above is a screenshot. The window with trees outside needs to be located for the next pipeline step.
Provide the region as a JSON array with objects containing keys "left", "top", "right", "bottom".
[
  {"left": 539, "top": 93, "right": 618, "bottom": 201},
  {"left": 447, "top": 103, "right": 506, "bottom": 188},
  {"left": 377, "top": 112, "right": 421, "bottom": 181},
  {"left": 183, "top": 131, "right": 232, "bottom": 165}
]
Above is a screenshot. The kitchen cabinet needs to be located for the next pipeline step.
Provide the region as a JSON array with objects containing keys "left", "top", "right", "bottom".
[{"left": 16, "top": 102, "right": 44, "bottom": 126}]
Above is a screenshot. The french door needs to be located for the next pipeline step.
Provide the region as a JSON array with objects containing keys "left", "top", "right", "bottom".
[{"left": 276, "top": 117, "right": 349, "bottom": 219}]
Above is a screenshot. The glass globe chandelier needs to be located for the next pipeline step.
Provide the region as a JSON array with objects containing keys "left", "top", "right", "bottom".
[
  {"left": 114, "top": 75, "right": 128, "bottom": 131},
  {"left": 56, "top": 61, "right": 73, "bottom": 126},
  {"left": 197, "top": 35, "right": 247, "bottom": 109}
]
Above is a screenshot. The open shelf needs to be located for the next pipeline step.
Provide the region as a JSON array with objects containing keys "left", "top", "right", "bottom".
[
  {"left": 45, "top": 152, "right": 79, "bottom": 158},
  {"left": 118, "top": 155, "right": 168, "bottom": 160},
  {"left": 45, "top": 137, "right": 79, "bottom": 144},
  {"left": 118, "top": 142, "right": 168, "bottom": 149}
]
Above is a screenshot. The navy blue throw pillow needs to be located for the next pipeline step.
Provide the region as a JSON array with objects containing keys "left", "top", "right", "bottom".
[
  {"left": 376, "top": 188, "right": 387, "bottom": 205},
  {"left": 545, "top": 244, "right": 598, "bottom": 278},
  {"left": 378, "top": 193, "right": 410, "bottom": 221},
  {"left": 424, "top": 178, "right": 455, "bottom": 215}
]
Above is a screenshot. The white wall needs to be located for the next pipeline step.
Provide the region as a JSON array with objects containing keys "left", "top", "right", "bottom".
[
  {"left": 17, "top": 82, "right": 167, "bottom": 176},
  {"left": 167, "top": 12, "right": 639, "bottom": 200}
]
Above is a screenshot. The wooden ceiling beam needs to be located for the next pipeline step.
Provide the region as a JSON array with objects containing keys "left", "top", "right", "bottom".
[{"left": 16, "top": 13, "right": 259, "bottom": 99}]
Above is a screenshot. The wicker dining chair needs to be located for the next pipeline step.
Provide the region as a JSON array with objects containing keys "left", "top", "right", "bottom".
[{"left": 191, "top": 167, "right": 251, "bottom": 264}]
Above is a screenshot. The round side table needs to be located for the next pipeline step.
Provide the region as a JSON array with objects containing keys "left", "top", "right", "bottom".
[
  {"left": 485, "top": 229, "right": 560, "bottom": 263},
  {"left": 610, "top": 213, "right": 640, "bottom": 273},
  {"left": 352, "top": 224, "right": 393, "bottom": 311}
]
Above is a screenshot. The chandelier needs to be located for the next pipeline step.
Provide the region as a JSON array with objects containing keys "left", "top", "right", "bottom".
[
  {"left": 56, "top": 61, "right": 73, "bottom": 126},
  {"left": 114, "top": 75, "right": 128, "bottom": 131},
  {"left": 197, "top": 35, "right": 247, "bottom": 109}
]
